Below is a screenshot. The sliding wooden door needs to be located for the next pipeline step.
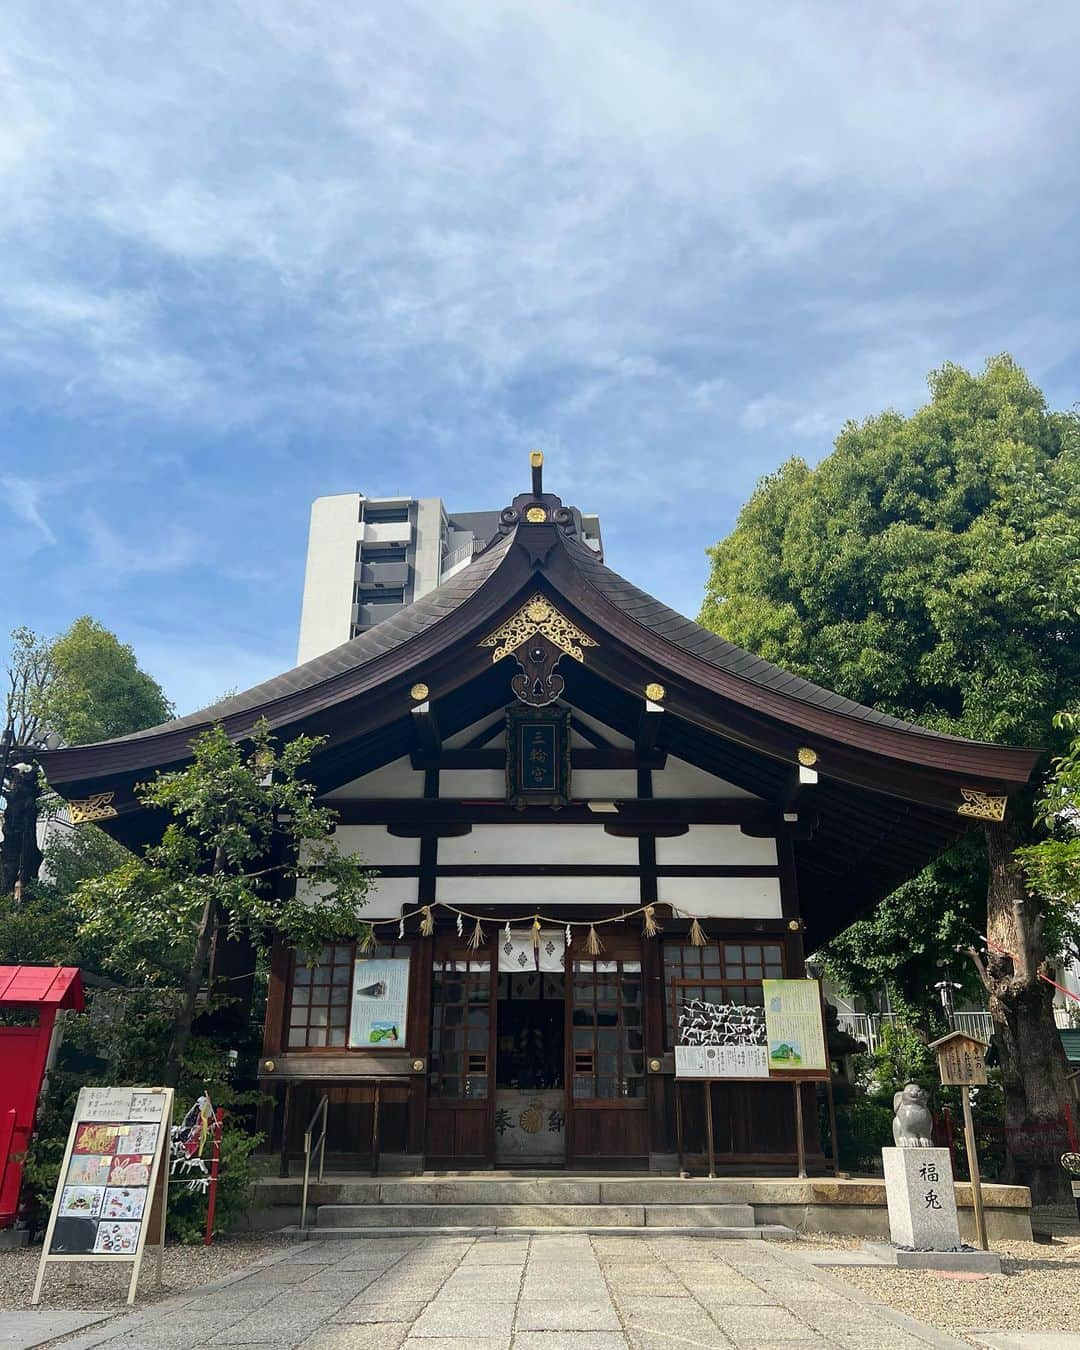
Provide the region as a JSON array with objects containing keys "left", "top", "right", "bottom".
[{"left": 566, "top": 936, "right": 648, "bottom": 1163}]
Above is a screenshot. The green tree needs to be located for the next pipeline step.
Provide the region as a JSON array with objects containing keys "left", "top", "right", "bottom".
[
  {"left": 74, "top": 721, "right": 376, "bottom": 1085},
  {"left": 700, "top": 355, "right": 1080, "bottom": 1199},
  {"left": 1, "top": 618, "right": 170, "bottom": 897},
  {"left": 1016, "top": 710, "right": 1080, "bottom": 983},
  {"left": 37, "top": 615, "right": 172, "bottom": 746}
]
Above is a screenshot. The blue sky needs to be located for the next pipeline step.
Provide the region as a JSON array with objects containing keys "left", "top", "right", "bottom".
[{"left": 2, "top": 2, "right": 1079, "bottom": 717}]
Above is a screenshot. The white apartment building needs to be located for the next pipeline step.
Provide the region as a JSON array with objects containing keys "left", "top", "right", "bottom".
[{"left": 297, "top": 492, "right": 602, "bottom": 663}]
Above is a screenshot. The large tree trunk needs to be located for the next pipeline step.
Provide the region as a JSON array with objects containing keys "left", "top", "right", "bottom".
[
  {"left": 981, "top": 819, "right": 1072, "bottom": 1204},
  {"left": 0, "top": 766, "right": 42, "bottom": 897}
]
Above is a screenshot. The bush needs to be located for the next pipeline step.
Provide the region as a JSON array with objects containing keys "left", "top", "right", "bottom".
[
  {"left": 22, "top": 993, "right": 268, "bottom": 1242},
  {"left": 831, "top": 1094, "right": 894, "bottom": 1172}
]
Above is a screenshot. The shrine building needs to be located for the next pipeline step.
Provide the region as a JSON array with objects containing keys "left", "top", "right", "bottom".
[{"left": 39, "top": 458, "right": 1039, "bottom": 1175}]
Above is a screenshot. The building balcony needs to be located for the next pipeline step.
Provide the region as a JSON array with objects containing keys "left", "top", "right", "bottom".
[{"left": 358, "top": 560, "right": 410, "bottom": 588}]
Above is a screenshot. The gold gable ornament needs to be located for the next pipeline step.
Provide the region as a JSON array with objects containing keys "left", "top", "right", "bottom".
[
  {"left": 957, "top": 789, "right": 1007, "bottom": 823},
  {"left": 480, "top": 595, "right": 598, "bottom": 708},
  {"left": 480, "top": 594, "right": 597, "bottom": 664},
  {"left": 68, "top": 791, "right": 118, "bottom": 824}
]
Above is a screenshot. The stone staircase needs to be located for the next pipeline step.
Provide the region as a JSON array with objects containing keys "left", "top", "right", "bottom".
[{"left": 278, "top": 1176, "right": 794, "bottom": 1238}]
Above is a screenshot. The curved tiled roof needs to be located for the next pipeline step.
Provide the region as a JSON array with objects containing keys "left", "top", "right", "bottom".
[
  {"left": 559, "top": 533, "right": 974, "bottom": 745},
  {"left": 107, "top": 529, "right": 518, "bottom": 744}
]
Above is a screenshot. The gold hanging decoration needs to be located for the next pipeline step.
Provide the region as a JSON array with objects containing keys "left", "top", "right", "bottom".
[
  {"left": 467, "top": 918, "right": 486, "bottom": 951},
  {"left": 420, "top": 905, "right": 435, "bottom": 936},
  {"left": 642, "top": 904, "right": 662, "bottom": 938},
  {"left": 531, "top": 916, "right": 542, "bottom": 951},
  {"left": 584, "top": 924, "right": 604, "bottom": 956},
  {"left": 358, "top": 925, "right": 376, "bottom": 954},
  {"left": 688, "top": 916, "right": 707, "bottom": 947}
]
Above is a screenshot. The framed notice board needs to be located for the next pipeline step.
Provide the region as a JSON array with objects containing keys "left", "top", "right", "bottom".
[{"left": 32, "top": 1086, "right": 173, "bottom": 1306}]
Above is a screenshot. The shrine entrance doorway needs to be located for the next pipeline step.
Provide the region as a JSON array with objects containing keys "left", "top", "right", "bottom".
[{"left": 494, "top": 969, "right": 566, "bottom": 1165}]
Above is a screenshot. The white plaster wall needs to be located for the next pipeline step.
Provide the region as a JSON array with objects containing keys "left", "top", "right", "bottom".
[
  {"left": 572, "top": 710, "right": 634, "bottom": 749},
  {"left": 572, "top": 770, "right": 639, "bottom": 798},
  {"left": 437, "top": 876, "right": 640, "bottom": 905},
  {"left": 440, "top": 769, "right": 506, "bottom": 798},
  {"left": 656, "top": 875, "right": 782, "bottom": 917},
  {"left": 333, "top": 826, "right": 420, "bottom": 867},
  {"left": 444, "top": 715, "right": 504, "bottom": 749},
  {"left": 655, "top": 826, "right": 777, "bottom": 866},
  {"left": 297, "top": 493, "right": 361, "bottom": 663},
  {"left": 326, "top": 756, "right": 425, "bottom": 800},
  {"left": 357, "top": 876, "right": 420, "bottom": 918},
  {"left": 652, "top": 755, "right": 758, "bottom": 799},
  {"left": 439, "top": 824, "right": 638, "bottom": 865}
]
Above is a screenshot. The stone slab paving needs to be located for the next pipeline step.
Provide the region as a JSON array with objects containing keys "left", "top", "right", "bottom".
[{"left": 23, "top": 1234, "right": 978, "bottom": 1350}]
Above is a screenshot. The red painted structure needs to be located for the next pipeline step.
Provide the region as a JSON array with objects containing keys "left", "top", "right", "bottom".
[{"left": 0, "top": 966, "right": 84, "bottom": 1227}]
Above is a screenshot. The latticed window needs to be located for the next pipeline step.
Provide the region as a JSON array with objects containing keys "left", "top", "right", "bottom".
[
  {"left": 430, "top": 953, "right": 491, "bottom": 1099},
  {"left": 662, "top": 941, "right": 784, "bottom": 1047},
  {"left": 287, "top": 943, "right": 353, "bottom": 1048},
  {"left": 570, "top": 958, "right": 644, "bottom": 1099}
]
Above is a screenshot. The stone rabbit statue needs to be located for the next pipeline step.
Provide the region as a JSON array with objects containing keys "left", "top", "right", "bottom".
[{"left": 892, "top": 1082, "right": 934, "bottom": 1148}]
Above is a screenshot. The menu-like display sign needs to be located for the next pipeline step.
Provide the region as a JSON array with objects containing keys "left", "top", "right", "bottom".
[
  {"left": 350, "top": 956, "right": 410, "bottom": 1047},
  {"left": 762, "top": 979, "right": 828, "bottom": 1078},
  {"left": 33, "top": 1087, "right": 173, "bottom": 1306}
]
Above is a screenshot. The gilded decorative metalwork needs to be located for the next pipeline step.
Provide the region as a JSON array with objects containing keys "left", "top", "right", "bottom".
[
  {"left": 480, "top": 594, "right": 597, "bottom": 664},
  {"left": 410, "top": 682, "right": 430, "bottom": 702},
  {"left": 525, "top": 506, "right": 547, "bottom": 523},
  {"left": 957, "top": 788, "right": 1007, "bottom": 822},
  {"left": 797, "top": 747, "right": 818, "bottom": 767},
  {"left": 68, "top": 791, "right": 118, "bottom": 824},
  {"left": 644, "top": 682, "right": 666, "bottom": 703}
]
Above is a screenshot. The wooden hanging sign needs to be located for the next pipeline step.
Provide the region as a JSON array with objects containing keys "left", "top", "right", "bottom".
[
  {"left": 929, "top": 1031, "right": 989, "bottom": 1086},
  {"left": 32, "top": 1086, "right": 173, "bottom": 1306}
]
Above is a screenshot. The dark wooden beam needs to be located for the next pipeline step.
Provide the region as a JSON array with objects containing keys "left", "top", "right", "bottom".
[
  {"left": 325, "top": 798, "right": 781, "bottom": 829},
  {"left": 636, "top": 707, "right": 662, "bottom": 758},
  {"left": 409, "top": 747, "right": 666, "bottom": 770},
  {"left": 411, "top": 703, "right": 442, "bottom": 760}
]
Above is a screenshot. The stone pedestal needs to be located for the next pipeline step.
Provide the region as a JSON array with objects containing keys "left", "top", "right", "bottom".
[{"left": 882, "top": 1147, "right": 960, "bottom": 1250}]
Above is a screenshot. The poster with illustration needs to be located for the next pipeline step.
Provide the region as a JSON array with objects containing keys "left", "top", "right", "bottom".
[
  {"left": 118, "top": 1124, "right": 159, "bottom": 1154},
  {"left": 109, "top": 1155, "right": 152, "bottom": 1186},
  {"left": 73, "top": 1122, "right": 120, "bottom": 1155},
  {"left": 36, "top": 1085, "right": 173, "bottom": 1294},
  {"left": 349, "top": 957, "right": 410, "bottom": 1047},
  {"left": 93, "top": 1221, "right": 141, "bottom": 1254},
  {"left": 103, "top": 1187, "right": 147, "bottom": 1221},
  {"left": 59, "top": 1186, "right": 105, "bottom": 1218},
  {"left": 66, "top": 1154, "right": 112, "bottom": 1185},
  {"left": 761, "top": 979, "right": 828, "bottom": 1077}
]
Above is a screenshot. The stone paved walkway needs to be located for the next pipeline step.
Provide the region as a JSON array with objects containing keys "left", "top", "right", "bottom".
[{"left": 47, "top": 1234, "right": 971, "bottom": 1350}]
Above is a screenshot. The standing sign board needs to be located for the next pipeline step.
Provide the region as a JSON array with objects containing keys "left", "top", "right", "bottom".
[
  {"left": 673, "top": 981, "right": 833, "bottom": 1180},
  {"left": 32, "top": 1086, "right": 173, "bottom": 1306},
  {"left": 350, "top": 957, "right": 410, "bottom": 1047}
]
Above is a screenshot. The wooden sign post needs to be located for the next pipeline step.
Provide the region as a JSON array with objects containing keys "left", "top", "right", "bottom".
[
  {"left": 32, "top": 1086, "right": 173, "bottom": 1306},
  {"left": 930, "top": 1032, "right": 989, "bottom": 1250},
  {"left": 674, "top": 982, "right": 831, "bottom": 1179}
]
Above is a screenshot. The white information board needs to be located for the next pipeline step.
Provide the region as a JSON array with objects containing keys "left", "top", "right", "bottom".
[
  {"left": 675, "top": 1044, "right": 770, "bottom": 1079},
  {"left": 32, "top": 1086, "right": 173, "bottom": 1306},
  {"left": 350, "top": 957, "right": 410, "bottom": 1047}
]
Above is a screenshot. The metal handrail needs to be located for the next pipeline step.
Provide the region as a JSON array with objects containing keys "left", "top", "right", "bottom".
[{"left": 299, "top": 1094, "right": 329, "bottom": 1232}]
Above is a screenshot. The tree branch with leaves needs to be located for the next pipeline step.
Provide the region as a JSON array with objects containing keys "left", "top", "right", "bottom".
[{"left": 74, "top": 721, "right": 375, "bottom": 1086}]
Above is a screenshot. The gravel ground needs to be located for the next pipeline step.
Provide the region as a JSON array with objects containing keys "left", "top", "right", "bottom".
[
  {"left": 0, "top": 1233, "right": 290, "bottom": 1311},
  {"left": 826, "top": 1236, "right": 1080, "bottom": 1343}
]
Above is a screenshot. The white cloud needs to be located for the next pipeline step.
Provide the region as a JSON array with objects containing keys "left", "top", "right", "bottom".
[{"left": 0, "top": 477, "right": 57, "bottom": 548}]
